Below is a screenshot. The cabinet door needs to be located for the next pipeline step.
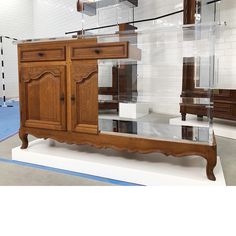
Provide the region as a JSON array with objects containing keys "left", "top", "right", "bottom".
[
  {"left": 71, "top": 60, "right": 98, "bottom": 134},
  {"left": 20, "top": 65, "right": 66, "bottom": 130}
]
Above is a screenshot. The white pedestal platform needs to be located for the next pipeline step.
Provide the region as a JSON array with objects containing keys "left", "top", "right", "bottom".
[
  {"left": 12, "top": 139, "right": 225, "bottom": 186},
  {"left": 170, "top": 115, "right": 236, "bottom": 140}
]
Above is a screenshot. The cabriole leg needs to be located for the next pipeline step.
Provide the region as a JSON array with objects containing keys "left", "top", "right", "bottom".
[
  {"left": 206, "top": 147, "right": 217, "bottom": 181},
  {"left": 19, "top": 129, "right": 28, "bottom": 149}
]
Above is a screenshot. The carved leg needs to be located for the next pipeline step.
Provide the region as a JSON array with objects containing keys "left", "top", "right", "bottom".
[
  {"left": 206, "top": 147, "right": 217, "bottom": 181},
  {"left": 19, "top": 130, "right": 28, "bottom": 149},
  {"left": 181, "top": 113, "right": 186, "bottom": 121}
]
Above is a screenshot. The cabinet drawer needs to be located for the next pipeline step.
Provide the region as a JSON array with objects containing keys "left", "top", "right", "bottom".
[
  {"left": 20, "top": 47, "right": 66, "bottom": 62},
  {"left": 71, "top": 42, "right": 128, "bottom": 60}
]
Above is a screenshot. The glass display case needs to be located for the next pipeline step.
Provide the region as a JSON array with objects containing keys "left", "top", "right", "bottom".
[
  {"left": 95, "top": 24, "right": 217, "bottom": 146},
  {"left": 17, "top": 0, "right": 230, "bottom": 181}
]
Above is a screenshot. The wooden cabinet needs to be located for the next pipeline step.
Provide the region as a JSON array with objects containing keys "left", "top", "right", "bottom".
[
  {"left": 18, "top": 39, "right": 217, "bottom": 181},
  {"left": 18, "top": 39, "right": 131, "bottom": 138}
]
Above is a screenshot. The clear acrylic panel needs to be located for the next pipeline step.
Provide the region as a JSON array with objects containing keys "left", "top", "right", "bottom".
[
  {"left": 79, "top": 0, "right": 186, "bottom": 35},
  {"left": 86, "top": 23, "right": 220, "bottom": 145},
  {"left": 79, "top": 0, "right": 222, "bottom": 34},
  {"left": 80, "top": 0, "right": 136, "bottom": 34}
]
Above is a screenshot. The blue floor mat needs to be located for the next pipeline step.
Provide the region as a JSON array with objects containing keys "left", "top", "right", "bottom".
[{"left": 0, "top": 100, "right": 20, "bottom": 141}]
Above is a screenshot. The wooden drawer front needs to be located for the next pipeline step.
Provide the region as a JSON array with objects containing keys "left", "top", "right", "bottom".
[
  {"left": 71, "top": 42, "right": 128, "bottom": 60},
  {"left": 20, "top": 47, "right": 65, "bottom": 62},
  {"left": 214, "top": 102, "right": 231, "bottom": 113}
]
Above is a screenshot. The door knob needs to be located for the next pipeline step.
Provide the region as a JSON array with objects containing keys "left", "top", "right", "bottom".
[
  {"left": 60, "top": 94, "right": 65, "bottom": 102},
  {"left": 71, "top": 95, "right": 76, "bottom": 102}
]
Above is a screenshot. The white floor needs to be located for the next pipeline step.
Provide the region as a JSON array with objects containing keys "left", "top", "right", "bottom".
[
  {"left": 170, "top": 115, "right": 236, "bottom": 140},
  {"left": 12, "top": 139, "right": 226, "bottom": 186}
]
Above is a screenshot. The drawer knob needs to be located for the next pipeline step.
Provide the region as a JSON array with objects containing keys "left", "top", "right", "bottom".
[
  {"left": 94, "top": 49, "right": 101, "bottom": 54},
  {"left": 38, "top": 52, "right": 44, "bottom": 57}
]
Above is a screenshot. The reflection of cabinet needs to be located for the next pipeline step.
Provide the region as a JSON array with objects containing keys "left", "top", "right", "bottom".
[
  {"left": 180, "top": 89, "right": 236, "bottom": 121},
  {"left": 213, "top": 90, "right": 236, "bottom": 121},
  {"left": 18, "top": 39, "right": 217, "bottom": 181},
  {"left": 98, "top": 23, "right": 138, "bottom": 111}
]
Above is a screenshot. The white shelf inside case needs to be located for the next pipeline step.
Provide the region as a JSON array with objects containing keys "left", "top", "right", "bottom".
[{"left": 119, "top": 102, "right": 150, "bottom": 119}]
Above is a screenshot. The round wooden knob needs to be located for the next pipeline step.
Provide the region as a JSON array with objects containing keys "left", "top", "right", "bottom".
[
  {"left": 94, "top": 49, "right": 101, "bottom": 54},
  {"left": 38, "top": 52, "right": 44, "bottom": 57},
  {"left": 71, "top": 95, "right": 76, "bottom": 102}
]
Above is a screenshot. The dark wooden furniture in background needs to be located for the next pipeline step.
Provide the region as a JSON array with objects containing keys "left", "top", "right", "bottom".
[
  {"left": 18, "top": 38, "right": 217, "bottom": 181},
  {"left": 213, "top": 90, "right": 236, "bottom": 120},
  {"left": 180, "top": 0, "right": 236, "bottom": 121}
]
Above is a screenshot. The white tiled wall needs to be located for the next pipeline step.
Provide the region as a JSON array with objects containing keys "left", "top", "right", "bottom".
[
  {"left": 216, "top": 0, "right": 236, "bottom": 89},
  {"left": 0, "top": 0, "right": 33, "bottom": 99},
  {"left": 33, "top": 0, "right": 83, "bottom": 38}
]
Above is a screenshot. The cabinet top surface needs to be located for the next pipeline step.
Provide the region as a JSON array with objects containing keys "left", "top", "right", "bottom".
[
  {"left": 15, "top": 36, "right": 93, "bottom": 46},
  {"left": 15, "top": 23, "right": 222, "bottom": 46}
]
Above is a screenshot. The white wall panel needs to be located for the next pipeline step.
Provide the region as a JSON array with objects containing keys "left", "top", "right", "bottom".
[
  {"left": 33, "top": 0, "right": 83, "bottom": 38},
  {"left": 216, "top": 0, "right": 236, "bottom": 89},
  {"left": 0, "top": 0, "right": 33, "bottom": 99}
]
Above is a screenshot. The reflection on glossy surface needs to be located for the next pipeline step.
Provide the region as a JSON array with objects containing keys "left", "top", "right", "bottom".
[{"left": 99, "top": 117, "right": 210, "bottom": 143}]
